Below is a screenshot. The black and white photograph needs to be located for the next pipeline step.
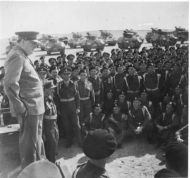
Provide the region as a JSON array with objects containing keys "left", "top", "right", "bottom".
[{"left": 0, "top": 1, "right": 189, "bottom": 178}]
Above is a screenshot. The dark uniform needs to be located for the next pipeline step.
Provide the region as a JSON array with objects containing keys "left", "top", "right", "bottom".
[
  {"left": 43, "top": 82, "right": 59, "bottom": 163},
  {"left": 57, "top": 69, "right": 81, "bottom": 147},
  {"left": 72, "top": 162, "right": 109, "bottom": 178},
  {"left": 155, "top": 106, "right": 179, "bottom": 146},
  {"left": 143, "top": 69, "right": 161, "bottom": 106},
  {"left": 88, "top": 76, "right": 101, "bottom": 104},
  {"left": 77, "top": 79, "right": 95, "bottom": 125},
  {"left": 124, "top": 74, "right": 142, "bottom": 101},
  {"left": 113, "top": 70, "right": 125, "bottom": 98}
]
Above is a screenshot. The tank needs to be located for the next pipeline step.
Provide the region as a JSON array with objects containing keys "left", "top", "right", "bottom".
[
  {"left": 99, "top": 30, "right": 117, "bottom": 46},
  {"left": 58, "top": 37, "right": 69, "bottom": 45},
  {"left": 45, "top": 38, "right": 65, "bottom": 55},
  {"left": 68, "top": 32, "right": 84, "bottom": 48},
  {"left": 173, "top": 27, "right": 188, "bottom": 43},
  {"left": 145, "top": 28, "right": 177, "bottom": 47},
  {"left": 81, "top": 32, "right": 105, "bottom": 52},
  {"left": 117, "top": 29, "right": 143, "bottom": 49}
]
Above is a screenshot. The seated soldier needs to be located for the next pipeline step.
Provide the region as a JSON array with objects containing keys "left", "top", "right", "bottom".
[
  {"left": 72, "top": 129, "right": 117, "bottom": 178},
  {"left": 127, "top": 97, "right": 153, "bottom": 142},
  {"left": 154, "top": 142, "right": 188, "bottom": 178},
  {"left": 43, "top": 81, "right": 59, "bottom": 163},
  {"left": 85, "top": 104, "right": 106, "bottom": 131},
  {"left": 105, "top": 102, "right": 128, "bottom": 147},
  {"left": 154, "top": 102, "right": 179, "bottom": 148}
]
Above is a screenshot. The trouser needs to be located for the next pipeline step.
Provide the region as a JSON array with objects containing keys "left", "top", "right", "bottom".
[
  {"left": 43, "top": 119, "right": 59, "bottom": 163},
  {"left": 18, "top": 114, "right": 45, "bottom": 169},
  {"left": 79, "top": 99, "right": 92, "bottom": 125},
  {"left": 60, "top": 102, "right": 81, "bottom": 145}
]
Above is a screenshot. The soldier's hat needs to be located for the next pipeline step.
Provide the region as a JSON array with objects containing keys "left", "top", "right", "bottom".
[
  {"left": 15, "top": 31, "right": 39, "bottom": 43},
  {"left": 83, "top": 129, "right": 117, "bottom": 160},
  {"left": 79, "top": 69, "right": 87, "bottom": 74},
  {"left": 48, "top": 58, "right": 56, "bottom": 63},
  {"left": 17, "top": 160, "right": 62, "bottom": 178},
  {"left": 59, "top": 67, "right": 72, "bottom": 75},
  {"left": 67, "top": 54, "right": 75, "bottom": 60},
  {"left": 37, "top": 66, "right": 48, "bottom": 74},
  {"left": 93, "top": 103, "right": 101, "bottom": 109},
  {"left": 44, "top": 80, "right": 56, "bottom": 89}
]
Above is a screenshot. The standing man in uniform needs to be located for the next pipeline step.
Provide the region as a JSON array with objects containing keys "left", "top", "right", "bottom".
[
  {"left": 57, "top": 67, "right": 81, "bottom": 148},
  {"left": 4, "top": 31, "right": 45, "bottom": 169}
]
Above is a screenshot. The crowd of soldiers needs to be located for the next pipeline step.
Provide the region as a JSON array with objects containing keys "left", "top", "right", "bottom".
[{"left": 1, "top": 43, "right": 188, "bottom": 177}]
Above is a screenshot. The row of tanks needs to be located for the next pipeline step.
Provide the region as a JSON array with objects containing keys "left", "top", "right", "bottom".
[{"left": 37, "top": 27, "right": 188, "bottom": 54}]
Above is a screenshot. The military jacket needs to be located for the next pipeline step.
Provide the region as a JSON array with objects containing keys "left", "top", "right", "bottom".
[{"left": 4, "top": 46, "right": 44, "bottom": 116}]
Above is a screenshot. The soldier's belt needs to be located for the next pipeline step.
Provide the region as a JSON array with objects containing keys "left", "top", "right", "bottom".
[
  {"left": 79, "top": 97, "right": 90, "bottom": 101},
  {"left": 146, "top": 88, "right": 159, "bottom": 92},
  {"left": 44, "top": 115, "right": 57, "bottom": 120},
  {"left": 127, "top": 90, "right": 139, "bottom": 93},
  {"left": 60, "top": 97, "right": 75, "bottom": 102}
]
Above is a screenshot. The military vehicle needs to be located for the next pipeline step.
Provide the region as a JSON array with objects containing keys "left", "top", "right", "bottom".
[
  {"left": 38, "top": 35, "right": 52, "bottom": 51},
  {"left": 145, "top": 28, "right": 177, "bottom": 47},
  {"left": 173, "top": 27, "right": 188, "bottom": 43},
  {"left": 45, "top": 38, "right": 65, "bottom": 55},
  {"left": 81, "top": 32, "right": 105, "bottom": 52},
  {"left": 99, "top": 30, "right": 117, "bottom": 46},
  {"left": 68, "top": 32, "right": 84, "bottom": 48},
  {"left": 117, "top": 29, "right": 143, "bottom": 49}
]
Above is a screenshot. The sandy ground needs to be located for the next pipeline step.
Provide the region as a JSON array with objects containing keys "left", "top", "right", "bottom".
[{"left": 0, "top": 131, "right": 165, "bottom": 178}]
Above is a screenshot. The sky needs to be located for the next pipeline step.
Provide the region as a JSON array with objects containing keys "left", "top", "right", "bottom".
[{"left": 0, "top": 1, "right": 189, "bottom": 38}]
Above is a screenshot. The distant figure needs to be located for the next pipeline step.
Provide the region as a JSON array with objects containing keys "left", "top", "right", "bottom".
[{"left": 72, "top": 129, "right": 117, "bottom": 178}]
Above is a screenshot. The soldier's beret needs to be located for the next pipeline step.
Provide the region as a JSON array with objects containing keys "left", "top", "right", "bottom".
[
  {"left": 17, "top": 160, "right": 62, "bottom": 178},
  {"left": 83, "top": 129, "right": 117, "bottom": 159},
  {"left": 15, "top": 31, "right": 39, "bottom": 43},
  {"left": 67, "top": 54, "right": 75, "bottom": 60},
  {"left": 119, "top": 91, "right": 125, "bottom": 96},
  {"left": 93, "top": 103, "right": 101, "bottom": 109},
  {"left": 59, "top": 67, "right": 72, "bottom": 75}
]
